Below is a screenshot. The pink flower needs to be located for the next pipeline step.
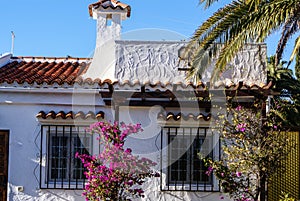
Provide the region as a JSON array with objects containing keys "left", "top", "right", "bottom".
[
  {"left": 75, "top": 152, "right": 79, "bottom": 158},
  {"left": 236, "top": 105, "right": 242, "bottom": 111},
  {"left": 76, "top": 121, "right": 159, "bottom": 200},
  {"left": 205, "top": 166, "right": 213, "bottom": 176},
  {"left": 236, "top": 123, "right": 247, "bottom": 132},
  {"left": 236, "top": 172, "right": 242, "bottom": 177},
  {"left": 125, "top": 148, "right": 132, "bottom": 153}
]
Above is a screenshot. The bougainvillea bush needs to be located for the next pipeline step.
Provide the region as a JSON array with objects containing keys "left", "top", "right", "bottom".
[
  {"left": 203, "top": 101, "right": 294, "bottom": 201},
  {"left": 76, "top": 121, "right": 160, "bottom": 201}
]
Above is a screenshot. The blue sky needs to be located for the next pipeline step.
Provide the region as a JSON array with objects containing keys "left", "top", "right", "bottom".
[{"left": 0, "top": 0, "right": 293, "bottom": 64}]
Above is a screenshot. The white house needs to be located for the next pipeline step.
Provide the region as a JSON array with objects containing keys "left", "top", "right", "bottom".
[{"left": 0, "top": 0, "right": 270, "bottom": 200}]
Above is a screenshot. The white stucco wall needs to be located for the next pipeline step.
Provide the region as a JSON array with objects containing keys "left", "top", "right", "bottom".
[
  {"left": 0, "top": 88, "right": 231, "bottom": 201},
  {"left": 0, "top": 88, "right": 113, "bottom": 201},
  {"left": 119, "top": 106, "right": 230, "bottom": 201},
  {"left": 114, "top": 41, "right": 267, "bottom": 87},
  {"left": 83, "top": 40, "right": 267, "bottom": 88}
]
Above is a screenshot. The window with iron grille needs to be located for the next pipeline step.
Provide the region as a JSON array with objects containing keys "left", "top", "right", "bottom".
[
  {"left": 40, "top": 125, "right": 94, "bottom": 189},
  {"left": 160, "top": 127, "right": 220, "bottom": 191}
]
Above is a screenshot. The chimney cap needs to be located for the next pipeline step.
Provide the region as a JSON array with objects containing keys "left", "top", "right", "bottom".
[{"left": 89, "top": 0, "right": 131, "bottom": 18}]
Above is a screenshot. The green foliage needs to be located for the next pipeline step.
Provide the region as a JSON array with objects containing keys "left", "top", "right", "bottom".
[
  {"left": 279, "top": 192, "right": 296, "bottom": 201},
  {"left": 186, "top": 0, "right": 300, "bottom": 82},
  {"left": 267, "top": 56, "right": 300, "bottom": 128},
  {"left": 203, "top": 101, "right": 295, "bottom": 201}
]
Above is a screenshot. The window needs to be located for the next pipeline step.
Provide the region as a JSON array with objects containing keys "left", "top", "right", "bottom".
[
  {"left": 160, "top": 127, "right": 220, "bottom": 191},
  {"left": 40, "top": 125, "right": 94, "bottom": 189}
]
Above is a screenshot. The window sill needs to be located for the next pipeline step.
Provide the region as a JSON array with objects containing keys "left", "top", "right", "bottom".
[
  {"left": 161, "top": 184, "right": 219, "bottom": 192},
  {"left": 40, "top": 181, "right": 86, "bottom": 190}
]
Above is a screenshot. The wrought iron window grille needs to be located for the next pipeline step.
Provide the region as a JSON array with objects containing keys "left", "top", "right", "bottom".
[
  {"left": 160, "top": 126, "right": 220, "bottom": 192},
  {"left": 39, "top": 125, "right": 96, "bottom": 190}
]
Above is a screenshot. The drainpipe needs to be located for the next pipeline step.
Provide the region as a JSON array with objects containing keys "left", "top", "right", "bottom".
[{"left": 114, "top": 104, "right": 119, "bottom": 122}]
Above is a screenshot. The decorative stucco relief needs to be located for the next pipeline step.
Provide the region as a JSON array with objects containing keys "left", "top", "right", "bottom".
[
  {"left": 115, "top": 41, "right": 267, "bottom": 87},
  {"left": 116, "top": 41, "right": 188, "bottom": 85},
  {"left": 228, "top": 44, "right": 267, "bottom": 86}
]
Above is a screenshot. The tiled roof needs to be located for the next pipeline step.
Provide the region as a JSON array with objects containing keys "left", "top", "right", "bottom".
[
  {"left": 0, "top": 56, "right": 90, "bottom": 86},
  {"left": 104, "top": 79, "right": 273, "bottom": 90},
  {"left": 158, "top": 112, "right": 211, "bottom": 121},
  {"left": 36, "top": 111, "right": 105, "bottom": 120},
  {"left": 89, "top": 0, "right": 131, "bottom": 17},
  {"left": 0, "top": 56, "right": 273, "bottom": 91}
]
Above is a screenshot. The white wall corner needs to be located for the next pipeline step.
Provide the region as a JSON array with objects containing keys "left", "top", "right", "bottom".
[{"left": 0, "top": 53, "right": 12, "bottom": 68}]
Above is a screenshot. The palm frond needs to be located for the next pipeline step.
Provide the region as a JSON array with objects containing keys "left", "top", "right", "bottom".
[
  {"left": 295, "top": 37, "right": 300, "bottom": 80},
  {"left": 186, "top": 45, "right": 216, "bottom": 82},
  {"left": 199, "top": 0, "right": 220, "bottom": 9},
  {"left": 185, "top": 2, "right": 240, "bottom": 57},
  {"left": 187, "top": 1, "right": 256, "bottom": 81},
  {"left": 250, "top": 0, "right": 294, "bottom": 41},
  {"left": 289, "top": 35, "right": 300, "bottom": 66},
  {"left": 276, "top": 6, "right": 300, "bottom": 65},
  {"left": 187, "top": 0, "right": 300, "bottom": 83}
]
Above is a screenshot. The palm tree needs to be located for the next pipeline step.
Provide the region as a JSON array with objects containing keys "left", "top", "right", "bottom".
[
  {"left": 185, "top": 0, "right": 300, "bottom": 82},
  {"left": 268, "top": 56, "right": 300, "bottom": 128}
]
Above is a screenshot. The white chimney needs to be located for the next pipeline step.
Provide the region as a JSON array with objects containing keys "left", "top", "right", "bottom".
[{"left": 83, "top": 0, "right": 131, "bottom": 81}]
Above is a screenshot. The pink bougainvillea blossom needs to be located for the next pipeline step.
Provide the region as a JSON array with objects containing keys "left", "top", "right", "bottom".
[
  {"left": 236, "top": 123, "right": 247, "bottom": 132},
  {"left": 76, "top": 121, "right": 159, "bottom": 201}
]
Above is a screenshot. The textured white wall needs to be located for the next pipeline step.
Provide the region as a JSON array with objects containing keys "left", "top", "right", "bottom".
[
  {"left": 120, "top": 106, "right": 230, "bottom": 201},
  {"left": 84, "top": 40, "right": 267, "bottom": 87},
  {"left": 115, "top": 41, "right": 267, "bottom": 87},
  {"left": 0, "top": 89, "right": 231, "bottom": 201},
  {"left": 0, "top": 88, "right": 113, "bottom": 201}
]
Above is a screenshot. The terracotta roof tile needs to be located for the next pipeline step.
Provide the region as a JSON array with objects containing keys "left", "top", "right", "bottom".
[
  {"left": 0, "top": 56, "right": 272, "bottom": 90},
  {"left": 0, "top": 57, "right": 90, "bottom": 86},
  {"left": 158, "top": 112, "right": 211, "bottom": 121},
  {"left": 89, "top": 0, "right": 131, "bottom": 17},
  {"left": 36, "top": 110, "right": 105, "bottom": 120}
]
